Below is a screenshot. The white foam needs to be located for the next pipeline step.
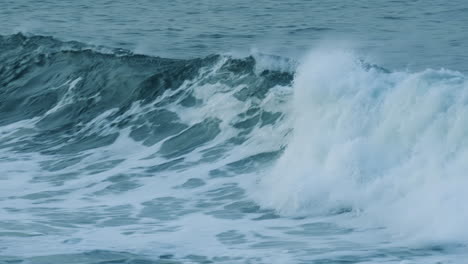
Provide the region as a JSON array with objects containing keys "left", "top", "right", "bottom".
[
  {"left": 258, "top": 48, "right": 468, "bottom": 244},
  {"left": 4, "top": 50, "right": 467, "bottom": 262}
]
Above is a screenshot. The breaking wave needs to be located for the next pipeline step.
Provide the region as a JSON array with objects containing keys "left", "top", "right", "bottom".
[{"left": 1, "top": 33, "right": 467, "bottom": 263}]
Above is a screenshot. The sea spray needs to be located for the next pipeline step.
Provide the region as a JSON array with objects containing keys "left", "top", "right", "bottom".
[{"left": 259, "top": 49, "right": 468, "bottom": 243}]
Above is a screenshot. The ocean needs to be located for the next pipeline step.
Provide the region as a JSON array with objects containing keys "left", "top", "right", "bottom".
[{"left": 1, "top": 1, "right": 468, "bottom": 263}]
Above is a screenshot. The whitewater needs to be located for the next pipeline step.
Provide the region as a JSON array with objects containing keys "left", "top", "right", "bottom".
[{"left": 0, "top": 32, "right": 467, "bottom": 263}]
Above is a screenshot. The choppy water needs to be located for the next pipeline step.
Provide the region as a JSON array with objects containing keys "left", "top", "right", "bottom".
[{"left": 1, "top": 1, "right": 468, "bottom": 264}]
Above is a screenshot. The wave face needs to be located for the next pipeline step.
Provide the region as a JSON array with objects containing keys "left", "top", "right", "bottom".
[
  {"left": 0, "top": 34, "right": 291, "bottom": 154},
  {"left": 1, "top": 34, "right": 468, "bottom": 263}
]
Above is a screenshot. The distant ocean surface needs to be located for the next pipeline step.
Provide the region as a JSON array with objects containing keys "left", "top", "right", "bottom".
[{"left": 1, "top": 1, "right": 468, "bottom": 263}]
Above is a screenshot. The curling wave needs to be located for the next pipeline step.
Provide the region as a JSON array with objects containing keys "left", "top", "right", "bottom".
[{"left": 1, "top": 34, "right": 467, "bottom": 263}]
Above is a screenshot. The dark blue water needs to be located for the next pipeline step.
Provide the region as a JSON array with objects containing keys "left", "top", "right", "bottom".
[{"left": 1, "top": 1, "right": 468, "bottom": 264}]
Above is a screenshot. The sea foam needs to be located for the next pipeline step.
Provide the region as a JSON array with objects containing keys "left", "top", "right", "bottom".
[{"left": 259, "top": 49, "right": 468, "bottom": 244}]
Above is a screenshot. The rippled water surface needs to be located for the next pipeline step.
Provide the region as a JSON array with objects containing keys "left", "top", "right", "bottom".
[{"left": 1, "top": 0, "right": 468, "bottom": 71}]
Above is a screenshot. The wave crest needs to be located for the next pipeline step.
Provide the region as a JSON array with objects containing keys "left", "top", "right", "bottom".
[{"left": 259, "top": 49, "right": 468, "bottom": 243}]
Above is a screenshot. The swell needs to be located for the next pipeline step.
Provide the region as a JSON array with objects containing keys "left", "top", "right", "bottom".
[{"left": 0, "top": 33, "right": 293, "bottom": 155}]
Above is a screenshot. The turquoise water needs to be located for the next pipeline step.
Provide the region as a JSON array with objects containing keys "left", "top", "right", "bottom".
[{"left": 1, "top": 1, "right": 468, "bottom": 264}]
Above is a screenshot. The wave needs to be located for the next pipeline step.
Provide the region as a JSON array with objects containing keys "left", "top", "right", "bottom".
[
  {"left": 258, "top": 49, "right": 468, "bottom": 244},
  {"left": 1, "top": 33, "right": 467, "bottom": 256},
  {"left": 0, "top": 33, "right": 292, "bottom": 155}
]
